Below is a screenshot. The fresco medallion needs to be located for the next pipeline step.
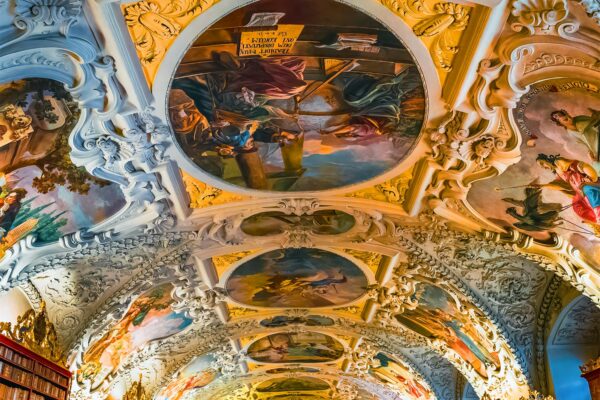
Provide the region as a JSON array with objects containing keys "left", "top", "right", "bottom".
[
  {"left": 225, "top": 248, "right": 368, "bottom": 308},
  {"left": 468, "top": 79, "right": 600, "bottom": 266},
  {"left": 168, "top": 0, "right": 425, "bottom": 192},
  {"left": 241, "top": 210, "right": 355, "bottom": 236},
  {"left": 255, "top": 377, "right": 330, "bottom": 392},
  {"left": 247, "top": 332, "right": 344, "bottom": 363}
]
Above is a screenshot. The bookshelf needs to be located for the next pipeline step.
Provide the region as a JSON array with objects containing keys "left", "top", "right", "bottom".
[{"left": 0, "top": 334, "right": 70, "bottom": 400}]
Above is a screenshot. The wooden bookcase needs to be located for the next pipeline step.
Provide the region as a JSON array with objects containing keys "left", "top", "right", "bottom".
[{"left": 0, "top": 334, "right": 70, "bottom": 400}]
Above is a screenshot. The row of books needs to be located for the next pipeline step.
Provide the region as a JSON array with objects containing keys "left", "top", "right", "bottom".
[
  {"left": 1, "top": 361, "right": 66, "bottom": 400},
  {"left": 32, "top": 376, "right": 66, "bottom": 400},
  {"left": 33, "top": 364, "right": 68, "bottom": 387},
  {"left": 1, "top": 361, "right": 33, "bottom": 386},
  {"left": 0, "top": 345, "right": 35, "bottom": 371},
  {"left": 0, "top": 382, "right": 29, "bottom": 400},
  {"left": 0, "top": 343, "right": 68, "bottom": 386}
]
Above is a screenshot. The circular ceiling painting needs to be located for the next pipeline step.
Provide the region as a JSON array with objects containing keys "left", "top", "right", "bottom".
[
  {"left": 169, "top": 0, "right": 425, "bottom": 192},
  {"left": 247, "top": 332, "right": 344, "bottom": 363},
  {"left": 225, "top": 248, "right": 368, "bottom": 307}
]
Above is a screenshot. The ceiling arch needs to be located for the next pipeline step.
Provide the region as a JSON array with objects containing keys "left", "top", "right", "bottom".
[{"left": 0, "top": 1, "right": 598, "bottom": 400}]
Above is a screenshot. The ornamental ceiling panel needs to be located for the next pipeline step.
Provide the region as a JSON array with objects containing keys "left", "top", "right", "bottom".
[{"left": 0, "top": 0, "right": 599, "bottom": 400}]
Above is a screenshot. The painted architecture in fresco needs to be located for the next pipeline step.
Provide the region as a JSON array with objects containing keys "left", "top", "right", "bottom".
[
  {"left": 78, "top": 283, "right": 193, "bottom": 389},
  {"left": 168, "top": 0, "right": 424, "bottom": 192},
  {"left": 241, "top": 210, "right": 355, "bottom": 236},
  {"left": 369, "top": 353, "right": 433, "bottom": 399},
  {"left": 395, "top": 284, "right": 500, "bottom": 378},
  {"left": 246, "top": 332, "right": 344, "bottom": 363},
  {"left": 468, "top": 79, "right": 600, "bottom": 266},
  {"left": 156, "top": 354, "right": 219, "bottom": 400},
  {"left": 0, "top": 79, "right": 125, "bottom": 256},
  {"left": 225, "top": 248, "right": 368, "bottom": 307}
]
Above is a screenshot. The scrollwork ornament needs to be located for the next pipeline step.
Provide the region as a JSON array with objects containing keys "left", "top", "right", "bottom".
[
  {"left": 380, "top": 0, "right": 470, "bottom": 71},
  {"left": 14, "top": 0, "right": 82, "bottom": 37},
  {"left": 511, "top": 0, "right": 573, "bottom": 35}
]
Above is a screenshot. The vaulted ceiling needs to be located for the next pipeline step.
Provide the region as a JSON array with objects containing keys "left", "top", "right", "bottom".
[{"left": 0, "top": 0, "right": 599, "bottom": 400}]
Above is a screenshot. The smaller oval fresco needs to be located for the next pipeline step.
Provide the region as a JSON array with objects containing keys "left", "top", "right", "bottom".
[
  {"left": 241, "top": 210, "right": 355, "bottom": 236},
  {"left": 247, "top": 332, "right": 344, "bottom": 363},
  {"left": 0, "top": 79, "right": 125, "bottom": 257},
  {"left": 225, "top": 248, "right": 368, "bottom": 308},
  {"left": 255, "top": 377, "right": 330, "bottom": 392},
  {"left": 395, "top": 284, "right": 500, "bottom": 378},
  {"left": 266, "top": 367, "right": 320, "bottom": 374},
  {"left": 369, "top": 353, "right": 433, "bottom": 399},
  {"left": 77, "top": 283, "right": 193, "bottom": 390},
  {"left": 260, "top": 315, "right": 334, "bottom": 328},
  {"left": 169, "top": 0, "right": 425, "bottom": 193},
  {"left": 156, "top": 354, "right": 220, "bottom": 400}
]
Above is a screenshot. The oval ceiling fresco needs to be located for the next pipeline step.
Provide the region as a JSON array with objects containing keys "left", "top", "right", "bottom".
[
  {"left": 255, "top": 377, "right": 330, "bottom": 392},
  {"left": 260, "top": 315, "right": 334, "bottom": 328},
  {"left": 468, "top": 79, "right": 600, "bottom": 267},
  {"left": 246, "top": 332, "right": 344, "bottom": 363},
  {"left": 0, "top": 79, "right": 125, "bottom": 257},
  {"left": 168, "top": 0, "right": 425, "bottom": 192},
  {"left": 241, "top": 210, "right": 355, "bottom": 236},
  {"left": 225, "top": 248, "right": 368, "bottom": 308}
]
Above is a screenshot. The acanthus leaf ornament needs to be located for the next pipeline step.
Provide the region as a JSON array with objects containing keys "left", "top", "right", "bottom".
[
  {"left": 511, "top": 0, "right": 570, "bottom": 35},
  {"left": 13, "top": 0, "right": 82, "bottom": 37},
  {"left": 380, "top": 0, "right": 471, "bottom": 71},
  {"left": 124, "top": 0, "right": 217, "bottom": 64}
]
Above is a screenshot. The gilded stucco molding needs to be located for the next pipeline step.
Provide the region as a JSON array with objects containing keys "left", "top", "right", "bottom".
[
  {"left": 122, "top": 0, "right": 218, "bottom": 83},
  {"left": 379, "top": 0, "right": 471, "bottom": 73}
]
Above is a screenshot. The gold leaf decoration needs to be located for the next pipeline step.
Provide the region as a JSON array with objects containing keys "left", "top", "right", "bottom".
[
  {"left": 228, "top": 306, "right": 258, "bottom": 318},
  {"left": 344, "top": 250, "right": 383, "bottom": 274},
  {"left": 0, "top": 301, "right": 64, "bottom": 365},
  {"left": 182, "top": 171, "right": 247, "bottom": 208},
  {"left": 123, "top": 0, "right": 218, "bottom": 82},
  {"left": 380, "top": 0, "right": 470, "bottom": 71},
  {"left": 212, "top": 251, "right": 256, "bottom": 275},
  {"left": 124, "top": 375, "right": 148, "bottom": 400},
  {"left": 348, "top": 168, "right": 413, "bottom": 205}
]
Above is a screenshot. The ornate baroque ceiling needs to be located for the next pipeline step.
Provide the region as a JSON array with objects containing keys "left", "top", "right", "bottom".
[{"left": 0, "top": 0, "right": 599, "bottom": 399}]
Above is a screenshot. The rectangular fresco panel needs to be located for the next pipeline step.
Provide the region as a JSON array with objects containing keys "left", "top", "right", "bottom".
[{"left": 0, "top": 79, "right": 125, "bottom": 256}]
